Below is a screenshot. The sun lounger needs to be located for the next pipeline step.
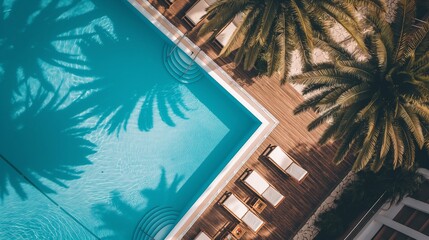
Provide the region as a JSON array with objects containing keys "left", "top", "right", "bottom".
[
  {"left": 286, "top": 162, "right": 308, "bottom": 182},
  {"left": 183, "top": 0, "right": 217, "bottom": 26},
  {"left": 267, "top": 146, "right": 294, "bottom": 170},
  {"left": 194, "top": 231, "right": 212, "bottom": 240},
  {"left": 267, "top": 146, "right": 309, "bottom": 183},
  {"left": 215, "top": 14, "right": 243, "bottom": 47},
  {"left": 219, "top": 193, "right": 265, "bottom": 232},
  {"left": 241, "top": 170, "right": 285, "bottom": 207}
]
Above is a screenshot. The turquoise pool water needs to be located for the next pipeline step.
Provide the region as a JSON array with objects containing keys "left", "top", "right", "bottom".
[{"left": 0, "top": 0, "right": 261, "bottom": 239}]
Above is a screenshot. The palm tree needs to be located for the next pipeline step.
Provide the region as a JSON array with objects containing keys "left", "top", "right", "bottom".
[
  {"left": 198, "top": 0, "right": 384, "bottom": 83},
  {"left": 291, "top": 0, "right": 429, "bottom": 172}
]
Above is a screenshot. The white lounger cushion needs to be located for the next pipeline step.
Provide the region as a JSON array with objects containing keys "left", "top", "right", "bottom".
[
  {"left": 223, "top": 194, "right": 248, "bottom": 219},
  {"left": 244, "top": 171, "right": 284, "bottom": 207},
  {"left": 215, "top": 22, "right": 236, "bottom": 46},
  {"left": 185, "top": 0, "right": 217, "bottom": 25},
  {"left": 194, "top": 231, "right": 211, "bottom": 240},
  {"left": 268, "top": 146, "right": 293, "bottom": 170},
  {"left": 242, "top": 211, "right": 264, "bottom": 232},
  {"left": 244, "top": 171, "right": 270, "bottom": 194},
  {"left": 222, "top": 193, "right": 265, "bottom": 232},
  {"left": 286, "top": 163, "right": 308, "bottom": 182},
  {"left": 215, "top": 14, "right": 243, "bottom": 46},
  {"left": 262, "top": 187, "right": 284, "bottom": 207}
]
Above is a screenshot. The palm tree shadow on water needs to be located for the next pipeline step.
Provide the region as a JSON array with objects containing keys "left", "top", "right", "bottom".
[
  {"left": 0, "top": 0, "right": 103, "bottom": 200},
  {"left": 0, "top": 0, "right": 195, "bottom": 236},
  {"left": 92, "top": 168, "right": 185, "bottom": 240},
  {"left": 73, "top": 0, "right": 191, "bottom": 135},
  {"left": 0, "top": 0, "right": 189, "bottom": 201},
  {"left": 0, "top": 0, "right": 101, "bottom": 93},
  {"left": 0, "top": 84, "right": 96, "bottom": 201}
]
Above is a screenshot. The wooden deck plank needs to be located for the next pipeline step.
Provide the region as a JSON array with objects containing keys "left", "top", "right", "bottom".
[{"left": 143, "top": 1, "right": 353, "bottom": 239}]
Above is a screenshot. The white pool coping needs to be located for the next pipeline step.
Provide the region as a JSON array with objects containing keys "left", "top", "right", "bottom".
[{"left": 127, "top": 1, "right": 278, "bottom": 239}]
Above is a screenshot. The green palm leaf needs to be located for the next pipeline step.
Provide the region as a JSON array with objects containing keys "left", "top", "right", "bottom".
[
  {"left": 404, "top": 15, "right": 429, "bottom": 58},
  {"left": 353, "top": 114, "right": 380, "bottom": 171},
  {"left": 398, "top": 105, "right": 424, "bottom": 147},
  {"left": 392, "top": 0, "right": 416, "bottom": 62},
  {"left": 320, "top": 2, "right": 367, "bottom": 52},
  {"left": 257, "top": 0, "right": 279, "bottom": 44}
]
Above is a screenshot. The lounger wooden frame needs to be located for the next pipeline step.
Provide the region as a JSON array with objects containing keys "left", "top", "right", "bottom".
[
  {"left": 266, "top": 145, "right": 309, "bottom": 183},
  {"left": 218, "top": 192, "right": 265, "bottom": 233},
  {"left": 240, "top": 169, "right": 285, "bottom": 208}
]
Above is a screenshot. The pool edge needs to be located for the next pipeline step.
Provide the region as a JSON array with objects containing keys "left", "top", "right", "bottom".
[{"left": 126, "top": 1, "right": 278, "bottom": 239}]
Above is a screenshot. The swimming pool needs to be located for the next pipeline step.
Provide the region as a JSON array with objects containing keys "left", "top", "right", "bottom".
[{"left": 0, "top": 0, "right": 276, "bottom": 239}]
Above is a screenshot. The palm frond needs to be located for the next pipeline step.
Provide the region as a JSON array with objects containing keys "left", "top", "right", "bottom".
[
  {"left": 364, "top": 12, "right": 395, "bottom": 58},
  {"left": 336, "top": 83, "right": 372, "bottom": 107},
  {"left": 301, "top": 83, "right": 330, "bottom": 95},
  {"left": 289, "top": 68, "right": 343, "bottom": 85},
  {"left": 219, "top": 8, "right": 260, "bottom": 57},
  {"left": 318, "top": 114, "right": 343, "bottom": 144},
  {"left": 335, "top": 60, "right": 373, "bottom": 81},
  {"left": 410, "top": 103, "right": 429, "bottom": 122},
  {"left": 371, "top": 118, "right": 389, "bottom": 171},
  {"left": 413, "top": 52, "right": 429, "bottom": 72},
  {"left": 319, "top": 86, "right": 351, "bottom": 106},
  {"left": 294, "top": 87, "right": 338, "bottom": 114},
  {"left": 280, "top": 18, "right": 296, "bottom": 84},
  {"left": 414, "top": 16, "right": 429, "bottom": 58},
  {"left": 401, "top": 129, "right": 416, "bottom": 169},
  {"left": 199, "top": 0, "right": 248, "bottom": 37},
  {"left": 308, "top": 106, "right": 340, "bottom": 131},
  {"left": 398, "top": 105, "right": 424, "bottom": 147},
  {"left": 233, "top": 10, "right": 262, "bottom": 64},
  {"left": 392, "top": 0, "right": 416, "bottom": 62},
  {"left": 379, "top": 117, "right": 392, "bottom": 160},
  {"left": 289, "top": 0, "right": 314, "bottom": 68},
  {"left": 266, "top": 15, "right": 285, "bottom": 76},
  {"left": 370, "top": 34, "right": 388, "bottom": 70},
  {"left": 336, "top": 104, "right": 366, "bottom": 135},
  {"left": 333, "top": 122, "right": 363, "bottom": 164},
  {"left": 404, "top": 15, "right": 429, "bottom": 58},
  {"left": 353, "top": 114, "right": 380, "bottom": 171},
  {"left": 290, "top": 0, "right": 313, "bottom": 50},
  {"left": 243, "top": 43, "right": 263, "bottom": 70},
  {"left": 256, "top": 0, "right": 279, "bottom": 45},
  {"left": 321, "top": 2, "right": 367, "bottom": 52},
  {"left": 314, "top": 37, "right": 354, "bottom": 61},
  {"left": 356, "top": 92, "right": 380, "bottom": 120},
  {"left": 346, "top": 0, "right": 386, "bottom": 11}
]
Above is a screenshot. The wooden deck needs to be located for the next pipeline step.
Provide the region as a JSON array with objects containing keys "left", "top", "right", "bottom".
[{"left": 142, "top": 1, "right": 353, "bottom": 239}]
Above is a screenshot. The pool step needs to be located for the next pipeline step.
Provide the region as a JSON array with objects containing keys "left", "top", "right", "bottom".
[
  {"left": 132, "top": 206, "right": 180, "bottom": 240},
  {"left": 163, "top": 44, "right": 204, "bottom": 84}
]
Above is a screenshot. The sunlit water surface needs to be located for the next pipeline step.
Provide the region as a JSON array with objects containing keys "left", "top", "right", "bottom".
[{"left": 0, "top": 0, "right": 260, "bottom": 239}]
